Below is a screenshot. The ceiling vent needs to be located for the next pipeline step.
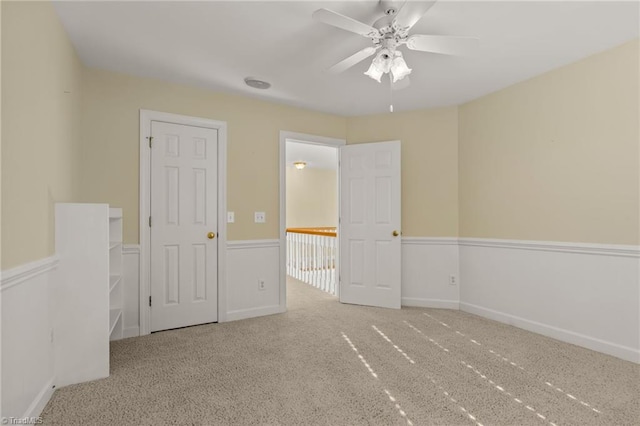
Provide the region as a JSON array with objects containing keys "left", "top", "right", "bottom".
[{"left": 244, "top": 77, "right": 271, "bottom": 90}]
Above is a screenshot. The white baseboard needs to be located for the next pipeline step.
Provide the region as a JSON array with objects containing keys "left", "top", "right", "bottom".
[
  {"left": 226, "top": 305, "right": 284, "bottom": 322},
  {"left": 402, "top": 297, "right": 459, "bottom": 309},
  {"left": 460, "top": 302, "right": 640, "bottom": 363},
  {"left": 122, "top": 326, "right": 140, "bottom": 339},
  {"left": 23, "top": 377, "right": 55, "bottom": 419}
]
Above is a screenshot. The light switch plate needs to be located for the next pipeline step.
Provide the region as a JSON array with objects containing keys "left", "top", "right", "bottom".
[
  {"left": 227, "top": 212, "right": 235, "bottom": 223},
  {"left": 254, "top": 212, "right": 266, "bottom": 223}
]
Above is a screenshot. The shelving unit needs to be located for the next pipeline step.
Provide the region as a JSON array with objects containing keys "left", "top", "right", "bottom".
[
  {"left": 55, "top": 203, "right": 110, "bottom": 387},
  {"left": 108, "top": 208, "right": 124, "bottom": 341},
  {"left": 55, "top": 203, "right": 125, "bottom": 388}
]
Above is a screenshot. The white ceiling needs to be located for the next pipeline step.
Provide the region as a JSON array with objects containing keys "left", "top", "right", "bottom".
[
  {"left": 53, "top": 1, "right": 639, "bottom": 116},
  {"left": 286, "top": 141, "right": 338, "bottom": 170}
]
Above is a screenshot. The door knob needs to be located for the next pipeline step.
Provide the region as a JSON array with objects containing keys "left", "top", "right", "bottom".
[
  {"left": 207, "top": 232, "right": 216, "bottom": 239},
  {"left": 392, "top": 230, "right": 400, "bottom": 237}
]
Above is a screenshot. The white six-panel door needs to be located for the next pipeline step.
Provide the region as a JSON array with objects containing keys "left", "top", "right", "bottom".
[
  {"left": 150, "top": 121, "right": 218, "bottom": 331},
  {"left": 339, "top": 141, "right": 401, "bottom": 309}
]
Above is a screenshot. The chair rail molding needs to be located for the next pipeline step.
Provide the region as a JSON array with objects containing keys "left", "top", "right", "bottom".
[
  {"left": 1, "top": 255, "right": 59, "bottom": 292},
  {"left": 122, "top": 244, "right": 140, "bottom": 254},
  {"left": 458, "top": 237, "right": 640, "bottom": 257},
  {"left": 401, "top": 237, "right": 459, "bottom": 246},
  {"left": 227, "top": 240, "right": 280, "bottom": 250}
]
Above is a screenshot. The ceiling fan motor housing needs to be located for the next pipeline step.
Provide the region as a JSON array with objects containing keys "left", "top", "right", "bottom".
[{"left": 380, "top": 0, "right": 399, "bottom": 16}]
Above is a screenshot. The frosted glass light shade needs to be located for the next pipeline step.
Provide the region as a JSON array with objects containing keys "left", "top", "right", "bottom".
[
  {"left": 390, "top": 55, "right": 411, "bottom": 82},
  {"left": 364, "top": 62, "right": 384, "bottom": 82}
]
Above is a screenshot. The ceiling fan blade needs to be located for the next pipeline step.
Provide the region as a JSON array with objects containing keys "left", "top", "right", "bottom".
[
  {"left": 313, "top": 8, "right": 378, "bottom": 37},
  {"left": 407, "top": 34, "right": 479, "bottom": 56},
  {"left": 328, "top": 47, "right": 379, "bottom": 74},
  {"left": 394, "top": 0, "right": 437, "bottom": 30},
  {"left": 392, "top": 76, "right": 411, "bottom": 91}
]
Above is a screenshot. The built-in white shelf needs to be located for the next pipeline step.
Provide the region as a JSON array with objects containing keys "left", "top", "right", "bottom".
[
  {"left": 109, "top": 308, "right": 122, "bottom": 336},
  {"left": 108, "top": 208, "right": 123, "bottom": 341},
  {"left": 109, "top": 275, "right": 122, "bottom": 293},
  {"left": 55, "top": 203, "right": 112, "bottom": 387}
]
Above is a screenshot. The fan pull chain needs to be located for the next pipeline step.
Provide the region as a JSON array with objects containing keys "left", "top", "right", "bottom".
[{"left": 389, "top": 74, "right": 394, "bottom": 113}]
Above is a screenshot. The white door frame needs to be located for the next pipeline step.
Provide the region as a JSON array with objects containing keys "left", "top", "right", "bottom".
[
  {"left": 140, "top": 109, "right": 228, "bottom": 335},
  {"left": 279, "top": 131, "right": 345, "bottom": 308}
]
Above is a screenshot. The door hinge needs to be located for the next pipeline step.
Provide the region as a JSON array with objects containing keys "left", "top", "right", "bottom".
[
  {"left": 149, "top": 216, "right": 152, "bottom": 227},
  {"left": 149, "top": 296, "right": 152, "bottom": 307},
  {"left": 147, "top": 136, "right": 154, "bottom": 148}
]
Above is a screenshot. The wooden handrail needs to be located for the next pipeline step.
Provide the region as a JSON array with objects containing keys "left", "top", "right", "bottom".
[{"left": 287, "top": 227, "right": 337, "bottom": 237}]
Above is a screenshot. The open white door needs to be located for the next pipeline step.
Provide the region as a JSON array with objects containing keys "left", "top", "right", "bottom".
[{"left": 339, "top": 140, "right": 401, "bottom": 309}]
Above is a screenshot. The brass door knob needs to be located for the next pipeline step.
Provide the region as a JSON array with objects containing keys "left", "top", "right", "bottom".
[
  {"left": 207, "top": 232, "right": 216, "bottom": 239},
  {"left": 392, "top": 230, "right": 400, "bottom": 237}
]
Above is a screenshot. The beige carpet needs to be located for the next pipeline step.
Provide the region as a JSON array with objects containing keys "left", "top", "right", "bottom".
[{"left": 41, "top": 277, "right": 639, "bottom": 425}]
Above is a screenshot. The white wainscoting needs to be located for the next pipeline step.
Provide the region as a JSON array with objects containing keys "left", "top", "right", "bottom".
[
  {"left": 401, "top": 238, "right": 460, "bottom": 309},
  {"left": 122, "top": 245, "right": 140, "bottom": 338},
  {"left": 227, "top": 240, "right": 283, "bottom": 322},
  {"left": 1, "top": 257, "right": 58, "bottom": 419},
  {"left": 120, "top": 241, "right": 284, "bottom": 333},
  {"left": 116, "top": 237, "right": 640, "bottom": 364},
  {"left": 459, "top": 238, "right": 640, "bottom": 363}
]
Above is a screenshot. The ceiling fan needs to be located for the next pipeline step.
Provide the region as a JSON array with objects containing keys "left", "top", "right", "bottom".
[{"left": 313, "top": 0, "right": 478, "bottom": 84}]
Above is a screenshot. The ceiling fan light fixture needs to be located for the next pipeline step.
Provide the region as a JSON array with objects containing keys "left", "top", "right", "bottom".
[
  {"left": 365, "top": 49, "right": 396, "bottom": 82},
  {"left": 390, "top": 53, "right": 412, "bottom": 82},
  {"left": 375, "top": 50, "right": 393, "bottom": 73},
  {"left": 293, "top": 161, "right": 307, "bottom": 170},
  {"left": 364, "top": 62, "right": 384, "bottom": 82}
]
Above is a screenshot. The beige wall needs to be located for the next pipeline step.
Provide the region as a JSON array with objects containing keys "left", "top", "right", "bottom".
[
  {"left": 347, "top": 107, "right": 459, "bottom": 237},
  {"left": 1, "top": 1, "right": 83, "bottom": 269},
  {"left": 80, "top": 69, "right": 347, "bottom": 243},
  {"left": 2, "top": 3, "right": 637, "bottom": 271},
  {"left": 286, "top": 167, "right": 337, "bottom": 228},
  {"left": 459, "top": 39, "right": 639, "bottom": 245},
  {"left": 1, "top": 0, "right": 3, "bottom": 273}
]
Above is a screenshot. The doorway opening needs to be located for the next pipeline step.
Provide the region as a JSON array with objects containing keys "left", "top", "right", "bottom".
[{"left": 279, "top": 132, "right": 345, "bottom": 308}]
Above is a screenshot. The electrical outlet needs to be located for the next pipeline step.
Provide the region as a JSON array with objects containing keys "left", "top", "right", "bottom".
[
  {"left": 227, "top": 211, "right": 235, "bottom": 223},
  {"left": 258, "top": 279, "right": 266, "bottom": 291},
  {"left": 449, "top": 275, "right": 457, "bottom": 286},
  {"left": 254, "top": 212, "right": 266, "bottom": 223}
]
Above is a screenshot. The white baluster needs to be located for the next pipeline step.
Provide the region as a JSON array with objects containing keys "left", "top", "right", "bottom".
[
  {"left": 286, "top": 232, "right": 290, "bottom": 276},
  {"left": 318, "top": 235, "right": 326, "bottom": 291},
  {"left": 331, "top": 235, "right": 336, "bottom": 295},
  {"left": 295, "top": 233, "right": 301, "bottom": 281},
  {"left": 303, "top": 234, "right": 308, "bottom": 284},
  {"left": 313, "top": 234, "right": 319, "bottom": 289},
  {"left": 308, "top": 233, "right": 313, "bottom": 285}
]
